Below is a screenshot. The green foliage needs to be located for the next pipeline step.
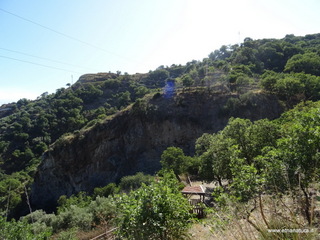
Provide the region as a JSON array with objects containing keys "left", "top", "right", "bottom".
[
  {"left": 119, "top": 172, "right": 153, "bottom": 192},
  {"left": 232, "top": 46, "right": 262, "bottom": 73},
  {"left": 0, "top": 216, "right": 52, "bottom": 239},
  {"left": 209, "top": 45, "right": 234, "bottom": 61},
  {"left": 132, "top": 98, "right": 148, "bottom": 115},
  {"left": 276, "top": 101, "right": 320, "bottom": 188},
  {"left": 260, "top": 70, "right": 280, "bottom": 92},
  {"left": 147, "top": 69, "right": 169, "bottom": 87},
  {"left": 56, "top": 227, "right": 78, "bottom": 240},
  {"left": 235, "top": 75, "right": 253, "bottom": 86},
  {"left": 198, "top": 134, "right": 234, "bottom": 183},
  {"left": 261, "top": 70, "right": 320, "bottom": 102},
  {"left": 181, "top": 74, "right": 195, "bottom": 87},
  {"left": 222, "top": 118, "right": 253, "bottom": 162},
  {"left": 134, "top": 85, "right": 150, "bottom": 98},
  {"left": 258, "top": 41, "right": 286, "bottom": 71},
  {"left": 274, "top": 75, "right": 304, "bottom": 99},
  {"left": 195, "top": 133, "right": 215, "bottom": 156},
  {"left": 196, "top": 117, "right": 280, "bottom": 202},
  {"left": 229, "top": 157, "right": 265, "bottom": 202},
  {"left": 103, "top": 78, "right": 121, "bottom": 88},
  {"left": 116, "top": 171, "right": 194, "bottom": 240},
  {"left": 93, "top": 183, "right": 119, "bottom": 198},
  {"left": 160, "top": 147, "right": 190, "bottom": 176},
  {"left": 75, "top": 84, "right": 103, "bottom": 104},
  {"left": 57, "top": 192, "right": 92, "bottom": 213},
  {"left": 88, "top": 196, "right": 117, "bottom": 225},
  {"left": 23, "top": 209, "right": 52, "bottom": 223},
  {"left": 55, "top": 205, "right": 93, "bottom": 231},
  {"left": 112, "top": 91, "right": 132, "bottom": 108},
  {"left": 254, "top": 147, "right": 288, "bottom": 193},
  {"left": 285, "top": 52, "right": 320, "bottom": 76},
  {"left": 22, "top": 196, "right": 117, "bottom": 234},
  {"left": 185, "top": 156, "right": 201, "bottom": 176},
  {"left": 195, "top": 101, "right": 320, "bottom": 227},
  {"left": 0, "top": 173, "right": 28, "bottom": 217},
  {"left": 222, "top": 97, "right": 242, "bottom": 114}
]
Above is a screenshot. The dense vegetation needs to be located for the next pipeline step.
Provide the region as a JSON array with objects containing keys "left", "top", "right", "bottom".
[{"left": 0, "top": 33, "right": 320, "bottom": 239}]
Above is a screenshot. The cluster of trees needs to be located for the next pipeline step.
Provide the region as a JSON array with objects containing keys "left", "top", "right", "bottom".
[
  {"left": 163, "top": 101, "right": 320, "bottom": 226},
  {"left": 0, "top": 171, "right": 194, "bottom": 239},
  {"left": 260, "top": 71, "right": 320, "bottom": 102},
  {"left": 0, "top": 73, "right": 155, "bottom": 217},
  {"left": 152, "top": 34, "right": 320, "bottom": 94},
  {"left": 210, "top": 34, "right": 320, "bottom": 74}
]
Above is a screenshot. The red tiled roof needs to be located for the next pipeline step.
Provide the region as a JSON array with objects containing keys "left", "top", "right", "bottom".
[{"left": 181, "top": 185, "right": 205, "bottom": 194}]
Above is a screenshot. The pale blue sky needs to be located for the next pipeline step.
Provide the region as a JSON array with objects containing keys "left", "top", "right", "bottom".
[{"left": 0, "top": 0, "right": 319, "bottom": 104}]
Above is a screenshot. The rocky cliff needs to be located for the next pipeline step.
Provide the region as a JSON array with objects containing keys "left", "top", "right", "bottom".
[{"left": 31, "top": 89, "right": 284, "bottom": 210}]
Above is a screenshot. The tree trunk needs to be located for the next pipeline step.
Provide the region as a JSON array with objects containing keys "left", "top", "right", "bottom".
[
  {"left": 217, "top": 176, "right": 223, "bottom": 188},
  {"left": 301, "top": 185, "right": 312, "bottom": 225}
]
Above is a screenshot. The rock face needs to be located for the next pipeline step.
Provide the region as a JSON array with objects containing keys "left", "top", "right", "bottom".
[{"left": 31, "top": 90, "right": 283, "bottom": 210}]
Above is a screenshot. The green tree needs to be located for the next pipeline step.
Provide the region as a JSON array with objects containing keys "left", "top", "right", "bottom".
[
  {"left": 284, "top": 52, "right": 320, "bottom": 76},
  {"left": 76, "top": 84, "right": 103, "bottom": 104},
  {"left": 209, "top": 45, "right": 233, "bottom": 60},
  {"left": 199, "top": 134, "right": 233, "bottom": 185},
  {"left": 274, "top": 75, "right": 304, "bottom": 100},
  {"left": 229, "top": 156, "right": 265, "bottom": 202},
  {"left": 181, "top": 74, "right": 194, "bottom": 88},
  {"left": 147, "top": 69, "right": 169, "bottom": 87},
  {"left": 116, "top": 171, "right": 193, "bottom": 240},
  {"left": 296, "top": 73, "right": 320, "bottom": 99},
  {"left": 134, "top": 86, "right": 150, "bottom": 98},
  {"left": 119, "top": 172, "right": 153, "bottom": 192},
  {"left": 277, "top": 102, "right": 320, "bottom": 188},
  {"left": 195, "top": 133, "right": 215, "bottom": 156},
  {"left": 232, "top": 47, "right": 262, "bottom": 73},
  {"left": 258, "top": 41, "right": 285, "bottom": 71},
  {"left": 260, "top": 70, "right": 281, "bottom": 92},
  {"left": 197, "top": 118, "right": 279, "bottom": 185},
  {"left": 0, "top": 177, "right": 23, "bottom": 216},
  {"left": 118, "top": 91, "right": 131, "bottom": 106},
  {"left": 161, "top": 147, "right": 189, "bottom": 176},
  {"left": 222, "top": 118, "right": 253, "bottom": 163}
]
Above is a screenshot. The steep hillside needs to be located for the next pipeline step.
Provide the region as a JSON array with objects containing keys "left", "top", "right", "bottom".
[
  {"left": 31, "top": 89, "right": 283, "bottom": 209},
  {"left": 0, "top": 33, "right": 319, "bottom": 217}
]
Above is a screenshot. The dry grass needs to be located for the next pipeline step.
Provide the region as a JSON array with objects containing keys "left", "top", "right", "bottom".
[{"left": 188, "top": 194, "right": 320, "bottom": 240}]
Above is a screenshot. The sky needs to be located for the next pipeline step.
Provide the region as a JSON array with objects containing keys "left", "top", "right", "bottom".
[{"left": 0, "top": 0, "right": 319, "bottom": 105}]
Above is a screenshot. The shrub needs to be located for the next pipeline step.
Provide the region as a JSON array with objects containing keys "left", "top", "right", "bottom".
[
  {"left": 93, "top": 183, "right": 119, "bottom": 198},
  {"left": 103, "top": 78, "right": 121, "bottom": 89},
  {"left": 55, "top": 205, "right": 93, "bottom": 231},
  {"left": 22, "top": 209, "right": 56, "bottom": 233},
  {"left": 57, "top": 192, "right": 92, "bottom": 212},
  {"left": 119, "top": 172, "right": 153, "bottom": 192},
  {"left": 116, "top": 171, "right": 194, "bottom": 239},
  {"left": 88, "top": 196, "right": 117, "bottom": 225},
  {"left": 56, "top": 227, "right": 78, "bottom": 240},
  {"left": 0, "top": 216, "right": 51, "bottom": 240}
]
